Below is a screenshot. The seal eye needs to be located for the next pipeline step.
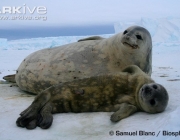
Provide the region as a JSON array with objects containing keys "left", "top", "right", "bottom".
[
  {"left": 150, "top": 99, "right": 156, "bottom": 106},
  {"left": 123, "top": 30, "right": 128, "bottom": 35},
  {"left": 136, "top": 35, "right": 142, "bottom": 40}
]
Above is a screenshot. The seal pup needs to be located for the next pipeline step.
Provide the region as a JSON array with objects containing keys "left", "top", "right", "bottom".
[
  {"left": 4, "top": 26, "right": 152, "bottom": 94},
  {"left": 16, "top": 65, "right": 168, "bottom": 129}
]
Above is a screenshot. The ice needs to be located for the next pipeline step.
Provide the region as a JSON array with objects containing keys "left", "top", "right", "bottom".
[
  {"left": 0, "top": 18, "right": 180, "bottom": 51},
  {"left": 0, "top": 38, "right": 8, "bottom": 49},
  {"left": 114, "top": 17, "right": 180, "bottom": 43},
  {"left": 1, "top": 45, "right": 180, "bottom": 140},
  {"left": 0, "top": 50, "right": 35, "bottom": 80},
  {"left": 0, "top": 34, "right": 113, "bottom": 50},
  {"left": 141, "top": 18, "right": 158, "bottom": 37},
  {"left": 114, "top": 21, "right": 140, "bottom": 34},
  {"left": 0, "top": 17, "right": 180, "bottom": 140}
]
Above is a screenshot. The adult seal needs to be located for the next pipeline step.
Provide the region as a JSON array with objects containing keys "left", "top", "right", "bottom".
[
  {"left": 16, "top": 65, "right": 169, "bottom": 129},
  {"left": 4, "top": 26, "right": 152, "bottom": 94}
]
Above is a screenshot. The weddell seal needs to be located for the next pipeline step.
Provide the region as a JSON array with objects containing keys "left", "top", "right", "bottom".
[
  {"left": 3, "top": 25, "right": 152, "bottom": 94},
  {"left": 16, "top": 65, "right": 169, "bottom": 129}
]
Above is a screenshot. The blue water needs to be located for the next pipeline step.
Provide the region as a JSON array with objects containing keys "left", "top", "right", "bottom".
[{"left": 0, "top": 24, "right": 114, "bottom": 40}]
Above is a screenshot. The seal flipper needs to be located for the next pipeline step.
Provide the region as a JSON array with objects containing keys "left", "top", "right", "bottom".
[
  {"left": 26, "top": 119, "right": 38, "bottom": 129},
  {"left": 78, "top": 36, "right": 105, "bottom": 42},
  {"left": 122, "top": 65, "right": 143, "bottom": 75},
  {"left": 37, "top": 102, "right": 53, "bottom": 129},
  {"left": 3, "top": 74, "right": 16, "bottom": 83},
  {"left": 110, "top": 103, "right": 137, "bottom": 122},
  {"left": 16, "top": 90, "right": 51, "bottom": 129}
]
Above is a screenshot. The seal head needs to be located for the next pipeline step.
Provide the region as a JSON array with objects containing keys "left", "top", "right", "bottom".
[
  {"left": 138, "top": 83, "right": 169, "bottom": 113},
  {"left": 120, "top": 26, "right": 152, "bottom": 75},
  {"left": 121, "top": 26, "right": 151, "bottom": 49}
]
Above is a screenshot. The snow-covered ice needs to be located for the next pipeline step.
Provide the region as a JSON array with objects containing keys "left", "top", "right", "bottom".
[
  {"left": 0, "top": 17, "right": 180, "bottom": 140},
  {"left": 114, "top": 17, "right": 180, "bottom": 42},
  {"left": 0, "top": 34, "right": 112, "bottom": 50}
]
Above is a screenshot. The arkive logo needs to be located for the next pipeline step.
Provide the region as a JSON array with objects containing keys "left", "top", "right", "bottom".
[{"left": 0, "top": 4, "right": 47, "bottom": 14}]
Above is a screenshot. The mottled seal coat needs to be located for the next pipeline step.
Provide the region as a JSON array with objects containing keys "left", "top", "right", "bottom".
[
  {"left": 13, "top": 26, "right": 152, "bottom": 94},
  {"left": 16, "top": 65, "right": 168, "bottom": 129}
]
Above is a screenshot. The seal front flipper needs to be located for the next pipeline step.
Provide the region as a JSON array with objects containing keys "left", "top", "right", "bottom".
[
  {"left": 110, "top": 103, "right": 137, "bottom": 122},
  {"left": 78, "top": 36, "right": 105, "bottom": 42},
  {"left": 37, "top": 102, "right": 53, "bottom": 129},
  {"left": 122, "top": 65, "right": 143, "bottom": 75}
]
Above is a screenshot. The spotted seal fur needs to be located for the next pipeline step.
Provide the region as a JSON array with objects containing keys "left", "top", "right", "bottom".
[
  {"left": 3, "top": 26, "right": 152, "bottom": 94},
  {"left": 16, "top": 65, "right": 168, "bottom": 129}
]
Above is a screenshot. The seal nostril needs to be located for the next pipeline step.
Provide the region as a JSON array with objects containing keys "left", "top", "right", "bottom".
[
  {"left": 153, "top": 85, "right": 157, "bottom": 89},
  {"left": 150, "top": 99, "right": 156, "bottom": 106},
  {"left": 145, "top": 87, "right": 151, "bottom": 93}
]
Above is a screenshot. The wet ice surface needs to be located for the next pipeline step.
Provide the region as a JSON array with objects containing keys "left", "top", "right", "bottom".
[
  {"left": 0, "top": 17, "right": 180, "bottom": 139},
  {"left": 0, "top": 45, "right": 180, "bottom": 140}
]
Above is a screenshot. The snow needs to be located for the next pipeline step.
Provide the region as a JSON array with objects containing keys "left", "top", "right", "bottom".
[
  {"left": 0, "top": 34, "right": 112, "bottom": 50},
  {"left": 114, "top": 17, "right": 180, "bottom": 43},
  {"left": 1, "top": 17, "right": 180, "bottom": 51},
  {"left": 0, "top": 38, "right": 8, "bottom": 49},
  {"left": 0, "top": 17, "right": 180, "bottom": 140}
]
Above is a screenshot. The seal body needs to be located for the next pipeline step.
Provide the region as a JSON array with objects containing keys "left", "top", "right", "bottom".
[
  {"left": 47, "top": 65, "right": 153, "bottom": 113},
  {"left": 15, "top": 26, "right": 152, "bottom": 94},
  {"left": 16, "top": 65, "right": 168, "bottom": 129}
]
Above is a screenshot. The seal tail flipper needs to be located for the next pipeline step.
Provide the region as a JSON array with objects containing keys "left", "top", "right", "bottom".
[{"left": 3, "top": 74, "right": 16, "bottom": 83}]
